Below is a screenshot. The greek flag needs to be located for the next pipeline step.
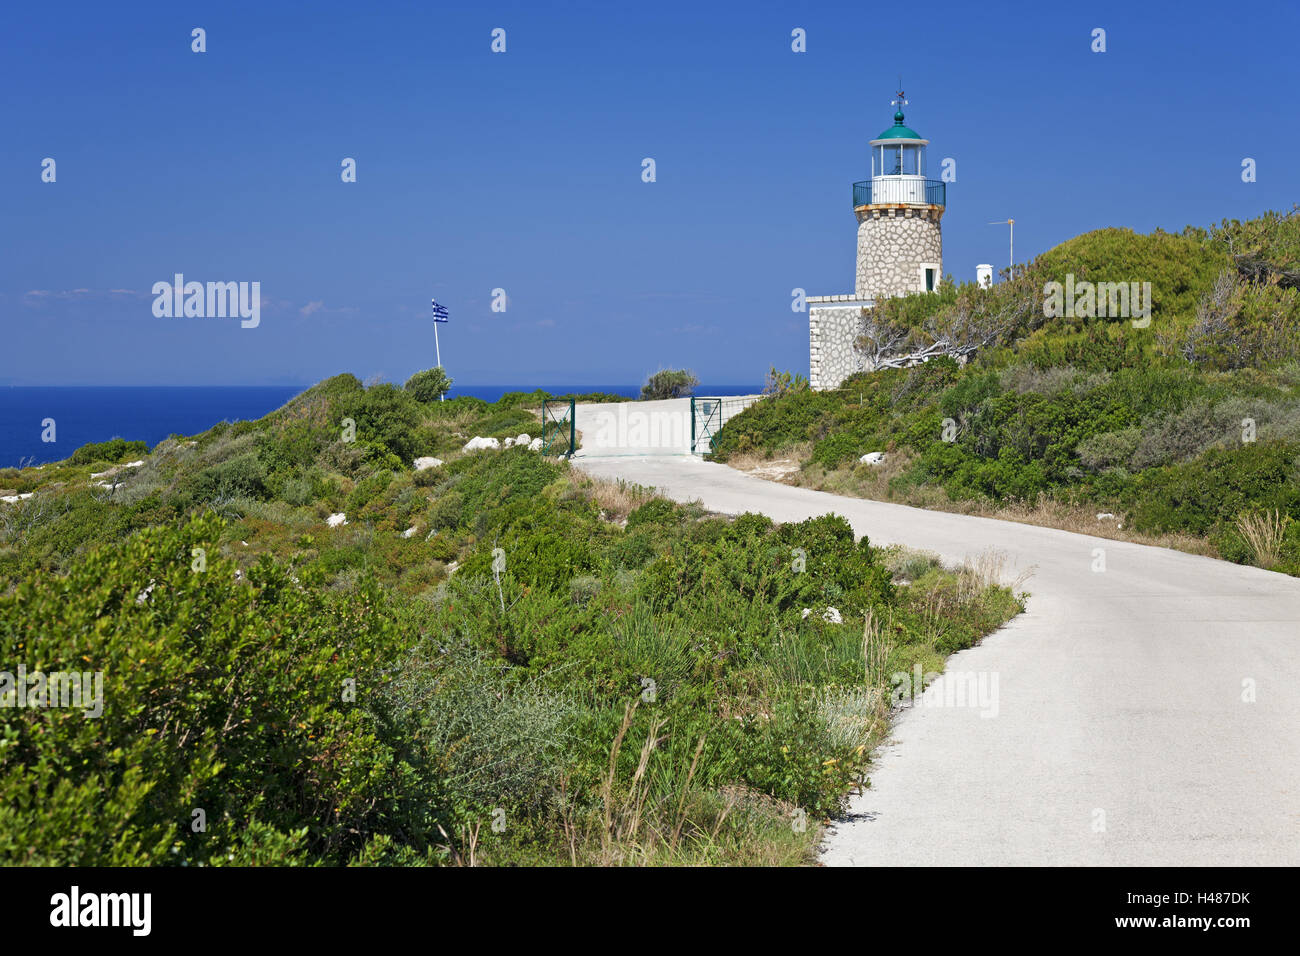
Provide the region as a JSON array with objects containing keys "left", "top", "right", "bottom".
[{"left": 431, "top": 299, "right": 449, "bottom": 323}]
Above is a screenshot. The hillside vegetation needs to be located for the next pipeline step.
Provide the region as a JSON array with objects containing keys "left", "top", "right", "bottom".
[
  {"left": 712, "top": 208, "right": 1300, "bottom": 572},
  {"left": 0, "top": 377, "right": 1019, "bottom": 865}
]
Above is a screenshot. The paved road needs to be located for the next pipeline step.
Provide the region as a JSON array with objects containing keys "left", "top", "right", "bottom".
[{"left": 571, "top": 400, "right": 1300, "bottom": 866}]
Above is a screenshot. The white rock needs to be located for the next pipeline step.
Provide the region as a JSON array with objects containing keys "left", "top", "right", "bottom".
[
  {"left": 413, "top": 456, "right": 443, "bottom": 471},
  {"left": 859, "top": 452, "right": 886, "bottom": 465},
  {"left": 402, "top": 526, "right": 418, "bottom": 539},
  {"left": 462, "top": 436, "right": 501, "bottom": 452},
  {"left": 516, "top": 433, "right": 531, "bottom": 445},
  {"left": 0, "top": 493, "right": 34, "bottom": 504},
  {"left": 503, "top": 437, "right": 515, "bottom": 448},
  {"left": 326, "top": 512, "right": 348, "bottom": 528},
  {"left": 90, "top": 460, "right": 144, "bottom": 479},
  {"left": 823, "top": 607, "right": 843, "bottom": 624},
  {"left": 801, "top": 608, "right": 812, "bottom": 620},
  {"left": 1096, "top": 513, "right": 1115, "bottom": 520},
  {"left": 528, "top": 437, "right": 544, "bottom": 452}
]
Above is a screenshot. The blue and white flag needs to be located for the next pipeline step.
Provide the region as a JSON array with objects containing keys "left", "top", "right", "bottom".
[{"left": 431, "top": 299, "right": 449, "bottom": 323}]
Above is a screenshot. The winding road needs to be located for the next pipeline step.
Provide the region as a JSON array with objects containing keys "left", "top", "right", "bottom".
[{"left": 571, "top": 398, "right": 1300, "bottom": 866}]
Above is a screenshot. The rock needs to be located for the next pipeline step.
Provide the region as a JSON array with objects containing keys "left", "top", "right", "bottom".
[
  {"left": 528, "top": 437, "right": 544, "bottom": 451},
  {"left": 413, "top": 456, "right": 443, "bottom": 471},
  {"left": 1096, "top": 513, "right": 1116, "bottom": 520},
  {"left": 801, "top": 607, "right": 843, "bottom": 623},
  {"left": 326, "top": 512, "right": 348, "bottom": 528},
  {"left": 503, "top": 437, "right": 515, "bottom": 448},
  {"left": 516, "top": 433, "right": 531, "bottom": 445},
  {"left": 463, "top": 436, "right": 501, "bottom": 452},
  {"left": 90, "top": 460, "right": 144, "bottom": 479},
  {"left": 402, "top": 526, "right": 418, "bottom": 539},
  {"left": 859, "top": 452, "right": 886, "bottom": 465},
  {"left": 0, "top": 493, "right": 34, "bottom": 504}
]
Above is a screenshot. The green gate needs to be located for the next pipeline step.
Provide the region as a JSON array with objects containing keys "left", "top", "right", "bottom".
[
  {"left": 541, "top": 397, "right": 576, "bottom": 457},
  {"left": 691, "top": 395, "right": 760, "bottom": 454}
]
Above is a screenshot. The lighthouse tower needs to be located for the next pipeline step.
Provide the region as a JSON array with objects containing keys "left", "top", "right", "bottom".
[{"left": 807, "top": 89, "right": 946, "bottom": 389}]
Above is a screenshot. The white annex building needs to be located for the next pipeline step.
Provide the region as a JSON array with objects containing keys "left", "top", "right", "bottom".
[{"left": 808, "top": 92, "right": 946, "bottom": 389}]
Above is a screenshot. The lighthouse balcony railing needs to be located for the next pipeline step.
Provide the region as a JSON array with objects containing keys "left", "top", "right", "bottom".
[{"left": 853, "top": 179, "right": 945, "bottom": 208}]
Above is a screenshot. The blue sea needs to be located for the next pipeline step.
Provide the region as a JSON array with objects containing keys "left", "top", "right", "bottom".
[{"left": 0, "top": 384, "right": 758, "bottom": 467}]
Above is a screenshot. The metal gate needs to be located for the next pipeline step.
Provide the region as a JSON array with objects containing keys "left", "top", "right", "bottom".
[
  {"left": 541, "top": 397, "right": 575, "bottom": 457},
  {"left": 690, "top": 395, "right": 761, "bottom": 454}
]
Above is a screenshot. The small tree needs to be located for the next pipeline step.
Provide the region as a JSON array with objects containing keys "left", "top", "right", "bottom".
[
  {"left": 639, "top": 368, "right": 698, "bottom": 400},
  {"left": 762, "top": 366, "right": 809, "bottom": 397},
  {"left": 404, "top": 366, "right": 453, "bottom": 403}
]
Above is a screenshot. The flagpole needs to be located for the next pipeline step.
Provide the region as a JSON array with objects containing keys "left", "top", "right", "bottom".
[{"left": 433, "top": 319, "right": 443, "bottom": 401}]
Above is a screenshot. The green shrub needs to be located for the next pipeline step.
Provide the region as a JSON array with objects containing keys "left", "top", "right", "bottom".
[
  {"left": 1127, "top": 440, "right": 1300, "bottom": 535},
  {"left": 640, "top": 369, "right": 698, "bottom": 400},
  {"left": 404, "top": 367, "right": 453, "bottom": 404},
  {"left": 0, "top": 514, "right": 415, "bottom": 866},
  {"left": 192, "top": 453, "right": 268, "bottom": 502},
  {"left": 338, "top": 384, "right": 423, "bottom": 464},
  {"left": 68, "top": 438, "right": 149, "bottom": 466}
]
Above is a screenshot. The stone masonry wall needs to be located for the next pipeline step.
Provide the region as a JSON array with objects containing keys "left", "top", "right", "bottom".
[
  {"left": 809, "top": 304, "right": 867, "bottom": 390},
  {"left": 855, "top": 207, "right": 943, "bottom": 299}
]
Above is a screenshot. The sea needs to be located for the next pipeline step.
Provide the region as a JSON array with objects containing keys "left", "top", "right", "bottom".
[{"left": 0, "top": 384, "right": 759, "bottom": 467}]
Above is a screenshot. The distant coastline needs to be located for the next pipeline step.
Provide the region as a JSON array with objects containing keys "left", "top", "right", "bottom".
[{"left": 0, "top": 384, "right": 759, "bottom": 467}]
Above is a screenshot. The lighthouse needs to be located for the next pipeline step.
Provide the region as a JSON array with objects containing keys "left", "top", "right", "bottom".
[{"left": 807, "top": 89, "right": 946, "bottom": 389}]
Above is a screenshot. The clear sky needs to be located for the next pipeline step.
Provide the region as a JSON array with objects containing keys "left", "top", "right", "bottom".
[{"left": 2, "top": 0, "right": 1297, "bottom": 386}]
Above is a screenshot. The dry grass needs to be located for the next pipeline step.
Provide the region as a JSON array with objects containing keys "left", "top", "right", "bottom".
[
  {"left": 725, "top": 442, "right": 812, "bottom": 483},
  {"left": 562, "top": 700, "right": 815, "bottom": 866},
  {"left": 573, "top": 475, "right": 656, "bottom": 523},
  {"left": 957, "top": 548, "right": 1035, "bottom": 602},
  {"left": 1236, "top": 509, "right": 1292, "bottom": 568}
]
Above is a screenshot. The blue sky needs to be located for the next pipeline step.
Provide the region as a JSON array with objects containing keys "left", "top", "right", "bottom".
[{"left": 2, "top": 0, "right": 1296, "bottom": 386}]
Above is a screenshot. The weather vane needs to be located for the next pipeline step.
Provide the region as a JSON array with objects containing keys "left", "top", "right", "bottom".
[{"left": 892, "top": 78, "right": 907, "bottom": 112}]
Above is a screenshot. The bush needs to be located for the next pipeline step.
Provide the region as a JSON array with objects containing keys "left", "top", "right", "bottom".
[
  {"left": 192, "top": 453, "right": 268, "bottom": 502},
  {"left": 68, "top": 438, "right": 150, "bottom": 466},
  {"left": 338, "top": 384, "right": 423, "bottom": 464},
  {"left": 404, "top": 367, "right": 453, "bottom": 404},
  {"left": 1127, "top": 441, "right": 1300, "bottom": 535},
  {"left": 0, "top": 514, "right": 415, "bottom": 865},
  {"left": 640, "top": 369, "right": 698, "bottom": 400}
]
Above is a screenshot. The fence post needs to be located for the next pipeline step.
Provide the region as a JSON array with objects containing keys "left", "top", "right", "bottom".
[{"left": 567, "top": 398, "right": 575, "bottom": 458}]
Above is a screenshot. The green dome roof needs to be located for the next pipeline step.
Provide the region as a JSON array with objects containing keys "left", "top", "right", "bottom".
[{"left": 876, "top": 109, "right": 921, "bottom": 139}]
